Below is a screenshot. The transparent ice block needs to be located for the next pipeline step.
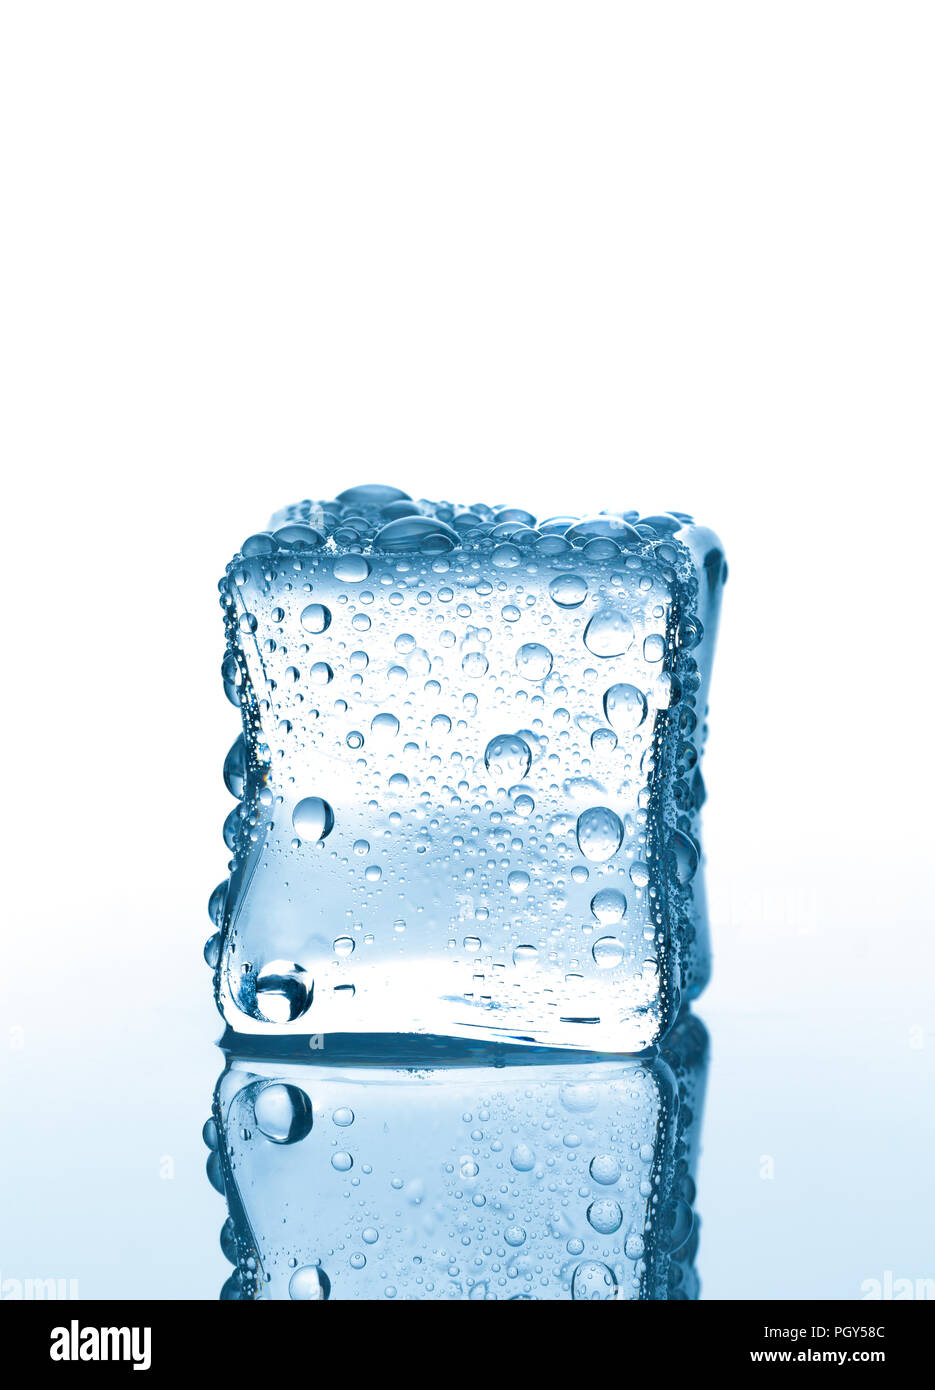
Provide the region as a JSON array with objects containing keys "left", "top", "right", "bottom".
[{"left": 206, "top": 487, "right": 725, "bottom": 1054}]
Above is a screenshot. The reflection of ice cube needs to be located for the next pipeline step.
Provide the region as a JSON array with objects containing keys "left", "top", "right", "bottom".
[
  {"left": 207, "top": 489, "right": 725, "bottom": 1053},
  {"left": 204, "top": 1013, "right": 709, "bottom": 1301}
]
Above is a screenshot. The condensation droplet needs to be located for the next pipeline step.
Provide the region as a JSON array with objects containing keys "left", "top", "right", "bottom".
[
  {"left": 293, "top": 796, "right": 335, "bottom": 843},
  {"left": 300, "top": 603, "right": 331, "bottom": 634},
  {"left": 584, "top": 609, "right": 635, "bottom": 658},
  {"left": 576, "top": 806, "right": 623, "bottom": 862},
  {"left": 515, "top": 642, "right": 553, "bottom": 680},
  {"left": 603, "top": 683, "right": 648, "bottom": 732}
]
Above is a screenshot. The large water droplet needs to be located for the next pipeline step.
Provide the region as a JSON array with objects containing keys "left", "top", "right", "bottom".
[
  {"left": 576, "top": 806, "right": 623, "bottom": 862},
  {"left": 548, "top": 573, "right": 588, "bottom": 608},
  {"left": 603, "top": 683, "right": 648, "bottom": 732},
  {"left": 661, "top": 1199, "right": 694, "bottom": 1253},
  {"left": 300, "top": 603, "right": 331, "bottom": 634},
  {"left": 461, "top": 651, "right": 488, "bottom": 676},
  {"left": 254, "top": 1083, "right": 314, "bottom": 1144},
  {"left": 643, "top": 632, "right": 666, "bottom": 662},
  {"left": 590, "top": 888, "right": 627, "bottom": 925},
  {"left": 208, "top": 880, "right": 227, "bottom": 927},
  {"left": 572, "top": 1261, "right": 618, "bottom": 1300},
  {"left": 254, "top": 961, "right": 313, "bottom": 1023},
  {"left": 293, "top": 796, "right": 335, "bottom": 842},
  {"left": 668, "top": 828, "right": 699, "bottom": 884},
  {"left": 374, "top": 516, "right": 459, "bottom": 552},
  {"left": 333, "top": 554, "right": 370, "bottom": 583},
  {"left": 592, "top": 936, "right": 625, "bottom": 969},
  {"left": 273, "top": 523, "right": 324, "bottom": 549},
  {"left": 587, "top": 1198, "right": 624, "bottom": 1234},
  {"left": 336, "top": 484, "right": 411, "bottom": 508},
  {"left": 370, "top": 712, "right": 400, "bottom": 742},
  {"left": 223, "top": 735, "right": 246, "bottom": 798},
  {"left": 288, "top": 1264, "right": 331, "bottom": 1300},
  {"left": 566, "top": 516, "right": 641, "bottom": 544},
  {"left": 624, "top": 1230, "right": 645, "bottom": 1261},
  {"left": 515, "top": 642, "right": 553, "bottom": 680},
  {"left": 510, "top": 1143, "right": 536, "bottom": 1171},
  {"left": 584, "top": 609, "right": 635, "bottom": 658},
  {"left": 484, "top": 733, "right": 532, "bottom": 781},
  {"left": 589, "top": 1154, "right": 622, "bottom": 1185}
]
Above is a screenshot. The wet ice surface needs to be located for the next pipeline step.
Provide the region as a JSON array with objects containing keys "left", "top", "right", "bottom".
[{"left": 209, "top": 486, "right": 726, "bottom": 1053}]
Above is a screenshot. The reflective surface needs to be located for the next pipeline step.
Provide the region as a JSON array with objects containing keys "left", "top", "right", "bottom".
[
  {"left": 2, "top": 914, "right": 933, "bottom": 1300},
  {"left": 205, "top": 1013, "right": 708, "bottom": 1300}
]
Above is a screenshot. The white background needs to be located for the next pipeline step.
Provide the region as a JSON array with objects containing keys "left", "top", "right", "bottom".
[{"left": 1, "top": 2, "right": 933, "bottom": 1298}]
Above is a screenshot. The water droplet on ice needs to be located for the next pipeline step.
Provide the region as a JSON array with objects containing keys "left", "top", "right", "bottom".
[
  {"left": 587, "top": 1198, "right": 623, "bottom": 1234},
  {"left": 484, "top": 733, "right": 532, "bottom": 780},
  {"left": 288, "top": 1264, "right": 331, "bottom": 1300},
  {"left": 254, "top": 961, "right": 313, "bottom": 1023},
  {"left": 293, "top": 796, "right": 335, "bottom": 842},
  {"left": 603, "top": 683, "right": 648, "bottom": 732},
  {"left": 510, "top": 1142, "right": 536, "bottom": 1171},
  {"left": 584, "top": 609, "right": 634, "bottom": 657},
  {"left": 515, "top": 642, "right": 553, "bottom": 680},
  {"left": 589, "top": 1154, "right": 622, "bottom": 1185},
  {"left": 572, "top": 1261, "right": 618, "bottom": 1301},
  {"left": 592, "top": 936, "right": 625, "bottom": 969},
  {"left": 549, "top": 573, "right": 588, "bottom": 608},
  {"left": 254, "top": 1083, "right": 314, "bottom": 1145},
  {"left": 333, "top": 554, "right": 370, "bottom": 583},
  {"left": 576, "top": 806, "right": 623, "bottom": 862},
  {"left": 300, "top": 603, "right": 331, "bottom": 634},
  {"left": 590, "top": 888, "right": 627, "bottom": 924}
]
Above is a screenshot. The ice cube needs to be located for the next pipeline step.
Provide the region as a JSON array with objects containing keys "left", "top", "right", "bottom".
[{"left": 208, "top": 489, "right": 725, "bottom": 1053}]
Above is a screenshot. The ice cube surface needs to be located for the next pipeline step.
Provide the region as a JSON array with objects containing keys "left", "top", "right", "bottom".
[{"left": 208, "top": 487, "right": 725, "bottom": 1053}]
